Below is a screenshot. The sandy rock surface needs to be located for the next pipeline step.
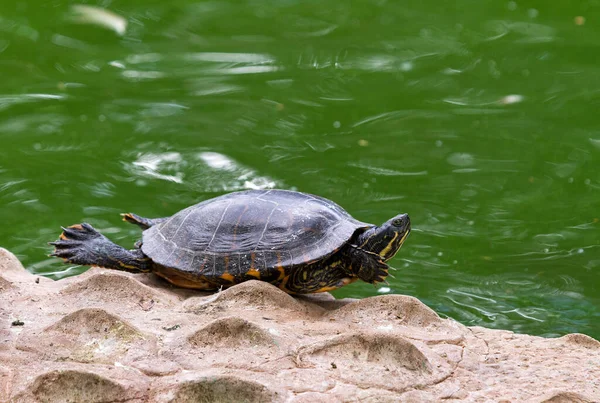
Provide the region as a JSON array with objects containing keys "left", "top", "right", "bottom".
[{"left": 1, "top": 247, "right": 599, "bottom": 402}]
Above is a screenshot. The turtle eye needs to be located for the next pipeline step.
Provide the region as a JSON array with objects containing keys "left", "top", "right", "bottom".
[{"left": 391, "top": 214, "right": 409, "bottom": 228}]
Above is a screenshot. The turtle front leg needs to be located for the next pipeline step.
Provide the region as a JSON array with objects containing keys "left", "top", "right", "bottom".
[
  {"left": 349, "top": 248, "right": 389, "bottom": 285},
  {"left": 50, "top": 223, "right": 151, "bottom": 273}
]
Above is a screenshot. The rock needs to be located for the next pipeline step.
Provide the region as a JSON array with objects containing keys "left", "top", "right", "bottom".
[
  {"left": 1, "top": 247, "right": 599, "bottom": 401},
  {"left": 0, "top": 247, "right": 26, "bottom": 291},
  {"left": 0, "top": 248, "right": 26, "bottom": 274}
]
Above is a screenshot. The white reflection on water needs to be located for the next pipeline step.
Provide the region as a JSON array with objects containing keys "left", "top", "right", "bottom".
[
  {"left": 122, "top": 70, "right": 166, "bottom": 80},
  {"left": 127, "top": 150, "right": 280, "bottom": 192},
  {"left": 182, "top": 52, "right": 279, "bottom": 76},
  {"left": 88, "top": 182, "right": 116, "bottom": 198},
  {"left": 69, "top": 5, "right": 127, "bottom": 36},
  {"left": 109, "top": 61, "right": 126, "bottom": 69},
  {"left": 190, "top": 78, "right": 242, "bottom": 96},
  {"left": 0, "top": 180, "right": 27, "bottom": 192},
  {"left": 0, "top": 94, "right": 65, "bottom": 111},
  {"left": 182, "top": 52, "right": 274, "bottom": 63},
  {"left": 196, "top": 152, "right": 277, "bottom": 191},
  {"left": 120, "top": 51, "right": 280, "bottom": 85},
  {"left": 138, "top": 103, "right": 189, "bottom": 118},
  {"left": 447, "top": 152, "right": 475, "bottom": 167},
  {"left": 452, "top": 168, "right": 479, "bottom": 173},
  {"left": 589, "top": 138, "right": 600, "bottom": 150},
  {"left": 352, "top": 111, "right": 405, "bottom": 128},
  {"left": 213, "top": 66, "right": 280, "bottom": 75},
  {"left": 443, "top": 94, "right": 524, "bottom": 107},
  {"left": 131, "top": 152, "right": 184, "bottom": 183},
  {"left": 198, "top": 151, "right": 236, "bottom": 171},
  {"left": 484, "top": 21, "right": 556, "bottom": 44},
  {"left": 126, "top": 53, "right": 164, "bottom": 64},
  {"left": 284, "top": 19, "right": 337, "bottom": 38}
]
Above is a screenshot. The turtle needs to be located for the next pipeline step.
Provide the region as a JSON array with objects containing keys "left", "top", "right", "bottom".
[{"left": 50, "top": 189, "right": 411, "bottom": 294}]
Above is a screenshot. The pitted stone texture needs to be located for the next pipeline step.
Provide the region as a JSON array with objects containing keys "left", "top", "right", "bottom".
[
  {"left": 295, "top": 332, "right": 452, "bottom": 393},
  {"left": 1, "top": 247, "right": 599, "bottom": 402},
  {"left": 164, "top": 375, "right": 283, "bottom": 403},
  {"left": 17, "top": 307, "right": 157, "bottom": 365},
  {"left": 10, "top": 366, "right": 147, "bottom": 403},
  {"left": 535, "top": 391, "right": 597, "bottom": 403},
  {"left": 325, "top": 294, "right": 468, "bottom": 344}
]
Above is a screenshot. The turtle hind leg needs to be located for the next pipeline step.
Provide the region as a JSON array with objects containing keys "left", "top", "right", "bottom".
[
  {"left": 121, "top": 213, "right": 168, "bottom": 230},
  {"left": 49, "top": 223, "right": 151, "bottom": 273}
]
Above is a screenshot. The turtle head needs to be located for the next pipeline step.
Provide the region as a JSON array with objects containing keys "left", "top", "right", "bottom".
[{"left": 355, "top": 213, "right": 411, "bottom": 262}]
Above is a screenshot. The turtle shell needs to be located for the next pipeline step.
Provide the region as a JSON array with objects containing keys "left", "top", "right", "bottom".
[{"left": 140, "top": 189, "right": 370, "bottom": 277}]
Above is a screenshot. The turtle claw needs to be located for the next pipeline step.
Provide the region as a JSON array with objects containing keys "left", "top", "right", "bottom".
[
  {"left": 59, "top": 224, "right": 94, "bottom": 241},
  {"left": 50, "top": 222, "right": 150, "bottom": 273},
  {"left": 50, "top": 223, "right": 105, "bottom": 266},
  {"left": 355, "top": 255, "right": 390, "bottom": 285},
  {"left": 371, "top": 260, "right": 390, "bottom": 284}
]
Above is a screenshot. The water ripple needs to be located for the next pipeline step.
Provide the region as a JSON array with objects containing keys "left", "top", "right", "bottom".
[{"left": 349, "top": 163, "right": 428, "bottom": 177}]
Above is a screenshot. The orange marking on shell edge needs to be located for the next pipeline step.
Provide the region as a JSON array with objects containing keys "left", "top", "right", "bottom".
[
  {"left": 248, "top": 252, "right": 259, "bottom": 277},
  {"left": 59, "top": 233, "right": 68, "bottom": 240},
  {"left": 276, "top": 253, "right": 285, "bottom": 280},
  {"left": 219, "top": 273, "right": 235, "bottom": 282},
  {"left": 68, "top": 224, "right": 84, "bottom": 230},
  {"left": 246, "top": 268, "right": 261, "bottom": 279}
]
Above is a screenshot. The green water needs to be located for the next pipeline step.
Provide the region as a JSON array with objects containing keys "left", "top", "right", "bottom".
[{"left": 1, "top": 1, "right": 599, "bottom": 339}]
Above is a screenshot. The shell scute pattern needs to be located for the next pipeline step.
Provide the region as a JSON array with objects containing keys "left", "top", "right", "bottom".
[{"left": 141, "top": 190, "right": 368, "bottom": 275}]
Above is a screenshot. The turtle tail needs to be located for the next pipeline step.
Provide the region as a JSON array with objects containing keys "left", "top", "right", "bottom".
[{"left": 49, "top": 223, "right": 151, "bottom": 273}]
